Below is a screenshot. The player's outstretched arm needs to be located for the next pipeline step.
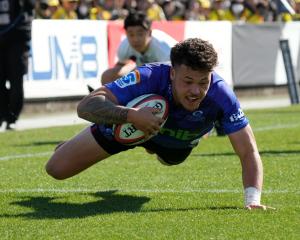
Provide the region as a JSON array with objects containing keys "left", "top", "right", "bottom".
[{"left": 228, "top": 125, "right": 275, "bottom": 210}]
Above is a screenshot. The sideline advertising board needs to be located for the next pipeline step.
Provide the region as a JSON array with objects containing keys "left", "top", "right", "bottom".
[{"left": 25, "top": 20, "right": 108, "bottom": 99}]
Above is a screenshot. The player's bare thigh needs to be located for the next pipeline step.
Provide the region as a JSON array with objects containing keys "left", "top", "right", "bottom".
[{"left": 45, "top": 126, "right": 110, "bottom": 180}]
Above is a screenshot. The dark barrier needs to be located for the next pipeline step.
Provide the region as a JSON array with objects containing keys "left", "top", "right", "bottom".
[{"left": 280, "top": 39, "right": 300, "bottom": 104}]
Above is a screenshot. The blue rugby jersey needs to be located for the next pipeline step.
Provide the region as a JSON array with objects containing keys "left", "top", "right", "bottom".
[{"left": 104, "top": 62, "right": 248, "bottom": 149}]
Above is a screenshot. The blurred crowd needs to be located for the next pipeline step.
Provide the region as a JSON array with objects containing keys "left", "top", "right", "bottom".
[{"left": 35, "top": 0, "right": 300, "bottom": 23}]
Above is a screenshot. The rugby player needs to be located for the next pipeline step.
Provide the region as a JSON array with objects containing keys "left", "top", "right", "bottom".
[{"left": 46, "top": 38, "right": 273, "bottom": 210}]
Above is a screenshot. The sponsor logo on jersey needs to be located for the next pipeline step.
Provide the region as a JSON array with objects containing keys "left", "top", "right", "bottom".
[
  {"left": 115, "top": 70, "right": 140, "bottom": 88},
  {"left": 185, "top": 110, "right": 205, "bottom": 122},
  {"left": 229, "top": 108, "right": 245, "bottom": 122},
  {"left": 160, "top": 128, "right": 199, "bottom": 141}
]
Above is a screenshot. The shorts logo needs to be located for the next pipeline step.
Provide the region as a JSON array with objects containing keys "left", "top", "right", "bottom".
[
  {"left": 115, "top": 70, "right": 140, "bottom": 88},
  {"left": 229, "top": 108, "right": 245, "bottom": 122}
]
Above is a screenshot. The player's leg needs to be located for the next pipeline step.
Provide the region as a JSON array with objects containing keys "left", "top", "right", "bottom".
[
  {"left": 46, "top": 124, "right": 134, "bottom": 179},
  {"left": 46, "top": 126, "right": 111, "bottom": 180}
]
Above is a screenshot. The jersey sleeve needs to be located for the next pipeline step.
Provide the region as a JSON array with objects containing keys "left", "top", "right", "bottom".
[
  {"left": 105, "top": 64, "right": 164, "bottom": 106},
  {"left": 215, "top": 81, "right": 249, "bottom": 134}
]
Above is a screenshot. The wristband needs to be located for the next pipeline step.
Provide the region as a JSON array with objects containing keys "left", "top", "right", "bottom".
[{"left": 244, "top": 187, "right": 261, "bottom": 206}]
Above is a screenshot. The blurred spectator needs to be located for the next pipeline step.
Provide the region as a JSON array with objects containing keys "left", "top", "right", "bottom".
[
  {"left": 124, "top": 0, "right": 137, "bottom": 10},
  {"left": 223, "top": 0, "right": 249, "bottom": 22},
  {"left": 35, "top": 0, "right": 60, "bottom": 19},
  {"left": 162, "top": 0, "right": 185, "bottom": 20},
  {"left": 111, "top": 0, "right": 128, "bottom": 20},
  {"left": 254, "top": 0, "right": 277, "bottom": 22},
  {"left": 209, "top": 0, "right": 228, "bottom": 20},
  {"left": 77, "top": 0, "right": 93, "bottom": 19},
  {"left": 223, "top": 0, "right": 266, "bottom": 23},
  {"left": 185, "top": 0, "right": 211, "bottom": 21},
  {"left": 31, "top": 0, "right": 300, "bottom": 22},
  {"left": 136, "top": 0, "right": 166, "bottom": 20},
  {"left": 89, "top": 0, "right": 113, "bottom": 20},
  {"left": 293, "top": 0, "right": 300, "bottom": 20},
  {"left": 0, "top": 0, "right": 34, "bottom": 130},
  {"left": 52, "top": 0, "right": 79, "bottom": 19}
]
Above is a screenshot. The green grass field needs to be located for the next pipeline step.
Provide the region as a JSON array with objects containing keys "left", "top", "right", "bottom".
[{"left": 0, "top": 105, "right": 299, "bottom": 239}]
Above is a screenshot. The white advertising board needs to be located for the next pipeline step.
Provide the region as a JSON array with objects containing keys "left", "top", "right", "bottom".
[
  {"left": 184, "top": 21, "right": 233, "bottom": 86},
  {"left": 25, "top": 20, "right": 108, "bottom": 98}
]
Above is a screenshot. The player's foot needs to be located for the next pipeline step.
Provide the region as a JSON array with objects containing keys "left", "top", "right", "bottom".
[{"left": 6, "top": 122, "right": 16, "bottom": 131}]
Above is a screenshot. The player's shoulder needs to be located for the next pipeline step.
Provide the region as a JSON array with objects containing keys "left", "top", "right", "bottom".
[
  {"left": 137, "top": 62, "right": 171, "bottom": 85},
  {"left": 210, "top": 72, "right": 231, "bottom": 93},
  {"left": 208, "top": 72, "right": 237, "bottom": 104},
  {"left": 139, "top": 62, "right": 171, "bottom": 74}
]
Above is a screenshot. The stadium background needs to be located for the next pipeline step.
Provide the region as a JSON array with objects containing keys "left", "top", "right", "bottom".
[{"left": 25, "top": 20, "right": 300, "bottom": 99}]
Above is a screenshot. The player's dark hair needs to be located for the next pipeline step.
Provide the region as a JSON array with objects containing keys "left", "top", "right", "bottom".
[
  {"left": 124, "top": 10, "right": 152, "bottom": 30},
  {"left": 170, "top": 38, "right": 218, "bottom": 72}
]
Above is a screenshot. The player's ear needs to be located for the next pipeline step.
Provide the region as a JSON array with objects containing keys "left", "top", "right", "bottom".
[{"left": 170, "top": 67, "right": 175, "bottom": 81}]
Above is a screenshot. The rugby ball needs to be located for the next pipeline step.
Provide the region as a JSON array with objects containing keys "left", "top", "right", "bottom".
[{"left": 114, "top": 94, "right": 169, "bottom": 145}]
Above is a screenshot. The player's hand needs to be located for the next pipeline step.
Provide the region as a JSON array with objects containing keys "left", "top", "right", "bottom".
[
  {"left": 245, "top": 204, "right": 276, "bottom": 210},
  {"left": 128, "top": 107, "right": 164, "bottom": 138}
]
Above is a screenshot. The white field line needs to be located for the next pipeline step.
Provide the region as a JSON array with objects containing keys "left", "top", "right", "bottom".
[
  {"left": 253, "top": 123, "right": 300, "bottom": 132},
  {"left": 0, "top": 152, "right": 52, "bottom": 161},
  {"left": 0, "top": 188, "right": 298, "bottom": 194},
  {"left": 0, "top": 122, "right": 299, "bottom": 162}
]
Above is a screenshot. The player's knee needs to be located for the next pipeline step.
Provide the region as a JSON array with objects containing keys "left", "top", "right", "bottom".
[{"left": 45, "top": 160, "right": 68, "bottom": 180}]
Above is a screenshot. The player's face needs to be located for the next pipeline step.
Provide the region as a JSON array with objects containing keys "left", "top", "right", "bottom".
[
  {"left": 126, "top": 26, "right": 151, "bottom": 53},
  {"left": 170, "top": 64, "right": 211, "bottom": 112}
]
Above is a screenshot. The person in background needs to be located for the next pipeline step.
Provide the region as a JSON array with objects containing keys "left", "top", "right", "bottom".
[
  {"left": 51, "top": 0, "right": 78, "bottom": 19},
  {"left": 292, "top": 0, "right": 300, "bottom": 20},
  {"left": 136, "top": 0, "right": 166, "bottom": 21},
  {"left": 110, "top": 0, "right": 128, "bottom": 20},
  {"left": 0, "top": 0, "right": 34, "bottom": 130},
  {"left": 35, "top": 0, "right": 59, "bottom": 19},
  {"left": 209, "top": 0, "right": 228, "bottom": 20},
  {"left": 162, "top": 0, "right": 185, "bottom": 20},
  {"left": 76, "top": 0, "right": 93, "bottom": 19},
  {"left": 46, "top": 38, "right": 274, "bottom": 211},
  {"left": 89, "top": 0, "right": 113, "bottom": 20},
  {"left": 185, "top": 0, "right": 212, "bottom": 21},
  {"left": 99, "top": 10, "right": 177, "bottom": 85}
]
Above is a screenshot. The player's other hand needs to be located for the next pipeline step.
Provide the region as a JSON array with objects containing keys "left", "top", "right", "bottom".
[{"left": 245, "top": 204, "right": 276, "bottom": 210}]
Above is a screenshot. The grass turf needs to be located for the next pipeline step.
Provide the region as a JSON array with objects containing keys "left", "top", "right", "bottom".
[{"left": 0, "top": 105, "right": 299, "bottom": 239}]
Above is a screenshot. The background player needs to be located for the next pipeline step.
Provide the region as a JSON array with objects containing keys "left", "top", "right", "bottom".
[{"left": 100, "top": 10, "right": 177, "bottom": 85}]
